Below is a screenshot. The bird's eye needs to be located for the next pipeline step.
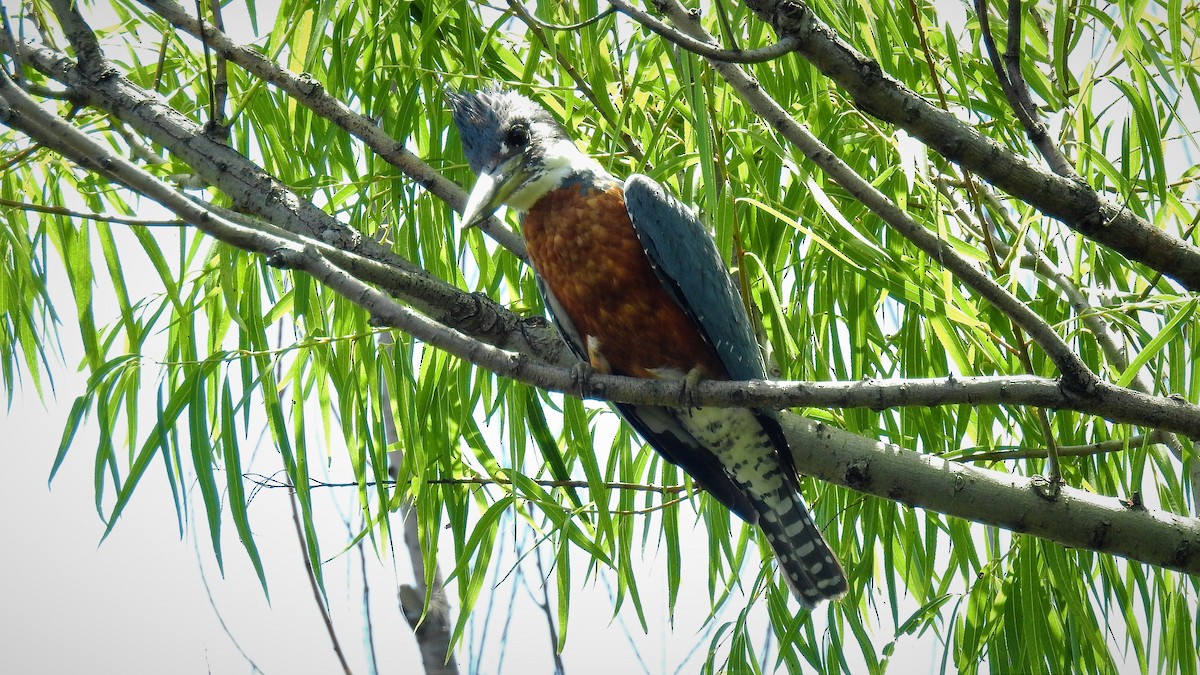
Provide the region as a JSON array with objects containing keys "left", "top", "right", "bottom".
[{"left": 505, "top": 124, "right": 530, "bottom": 149}]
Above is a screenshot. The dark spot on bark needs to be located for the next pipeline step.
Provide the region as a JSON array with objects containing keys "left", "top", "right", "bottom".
[
  {"left": 844, "top": 459, "right": 869, "bottom": 489},
  {"left": 1171, "top": 540, "right": 1192, "bottom": 569},
  {"left": 858, "top": 59, "right": 882, "bottom": 84},
  {"left": 1088, "top": 519, "right": 1111, "bottom": 549}
]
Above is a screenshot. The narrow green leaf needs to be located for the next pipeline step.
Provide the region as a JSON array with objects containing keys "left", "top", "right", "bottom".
[
  {"left": 101, "top": 358, "right": 222, "bottom": 541},
  {"left": 1117, "top": 299, "right": 1195, "bottom": 388},
  {"left": 220, "top": 382, "right": 268, "bottom": 597}
]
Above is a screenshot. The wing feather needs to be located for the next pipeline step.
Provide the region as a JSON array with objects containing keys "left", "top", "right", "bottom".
[
  {"left": 623, "top": 175, "right": 765, "bottom": 382},
  {"left": 624, "top": 175, "right": 801, "bottom": 489}
]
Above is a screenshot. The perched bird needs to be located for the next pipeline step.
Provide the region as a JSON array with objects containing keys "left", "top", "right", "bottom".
[{"left": 449, "top": 88, "right": 847, "bottom": 609}]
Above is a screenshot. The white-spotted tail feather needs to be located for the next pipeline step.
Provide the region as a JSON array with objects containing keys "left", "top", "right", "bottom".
[{"left": 678, "top": 406, "right": 847, "bottom": 608}]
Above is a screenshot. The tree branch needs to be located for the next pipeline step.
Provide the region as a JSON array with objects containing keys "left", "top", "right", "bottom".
[
  {"left": 5, "top": 63, "right": 1200, "bottom": 437},
  {"left": 131, "top": 0, "right": 528, "bottom": 260},
  {"left": 0, "top": 196, "right": 184, "bottom": 225},
  {"left": 649, "top": 0, "right": 1101, "bottom": 396},
  {"left": 607, "top": 0, "right": 799, "bottom": 63},
  {"left": 731, "top": 0, "right": 1200, "bottom": 291},
  {"left": 782, "top": 415, "right": 1200, "bottom": 576},
  {"left": 289, "top": 488, "right": 354, "bottom": 675},
  {"left": 975, "top": 0, "right": 1077, "bottom": 178}
]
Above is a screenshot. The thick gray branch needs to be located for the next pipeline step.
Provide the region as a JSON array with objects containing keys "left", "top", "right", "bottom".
[
  {"left": 736, "top": 0, "right": 1200, "bottom": 291},
  {"left": 132, "top": 0, "right": 527, "bottom": 259},
  {"left": 783, "top": 416, "right": 1200, "bottom": 575},
  {"left": 654, "top": 0, "right": 1100, "bottom": 395}
]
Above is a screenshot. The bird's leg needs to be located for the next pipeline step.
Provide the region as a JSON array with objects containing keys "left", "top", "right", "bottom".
[
  {"left": 571, "top": 335, "right": 610, "bottom": 397},
  {"left": 678, "top": 366, "right": 704, "bottom": 409}
]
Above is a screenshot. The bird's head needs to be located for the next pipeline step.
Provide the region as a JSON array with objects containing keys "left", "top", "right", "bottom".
[{"left": 448, "top": 88, "right": 599, "bottom": 227}]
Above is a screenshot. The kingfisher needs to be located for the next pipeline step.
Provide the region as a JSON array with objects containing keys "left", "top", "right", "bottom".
[{"left": 449, "top": 88, "right": 847, "bottom": 609}]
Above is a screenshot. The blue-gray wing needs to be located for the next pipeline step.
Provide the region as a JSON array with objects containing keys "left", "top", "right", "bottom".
[
  {"left": 623, "top": 175, "right": 766, "bottom": 382},
  {"left": 624, "top": 176, "right": 800, "bottom": 504}
]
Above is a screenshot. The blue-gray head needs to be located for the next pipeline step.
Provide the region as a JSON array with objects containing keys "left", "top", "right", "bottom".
[{"left": 448, "top": 88, "right": 602, "bottom": 227}]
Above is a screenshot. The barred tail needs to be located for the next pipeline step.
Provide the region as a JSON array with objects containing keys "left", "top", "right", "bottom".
[
  {"left": 754, "top": 488, "right": 847, "bottom": 609},
  {"left": 677, "top": 405, "right": 847, "bottom": 608}
]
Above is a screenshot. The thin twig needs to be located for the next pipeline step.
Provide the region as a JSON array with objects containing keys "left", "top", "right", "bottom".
[
  {"left": 0, "top": 196, "right": 184, "bottom": 225},
  {"left": 956, "top": 432, "right": 1169, "bottom": 463},
  {"left": 243, "top": 472, "right": 689, "bottom": 495},
  {"left": 532, "top": 549, "right": 566, "bottom": 675},
  {"left": 938, "top": 176, "right": 1194, "bottom": 501},
  {"left": 189, "top": 507, "right": 265, "bottom": 673},
  {"left": 358, "top": 532, "right": 380, "bottom": 675},
  {"left": 288, "top": 489, "right": 354, "bottom": 675},
  {"left": 608, "top": 0, "right": 799, "bottom": 63},
  {"left": 507, "top": 2, "right": 615, "bottom": 30}
]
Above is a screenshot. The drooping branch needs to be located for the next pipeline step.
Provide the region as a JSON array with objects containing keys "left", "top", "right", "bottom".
[
  {"left": 711, "top": 0, "right": 1200, "bottom": 290},
  {"left": 650, "top": 0, "right": 1101, "bottom": 396},
  {"left": 131, "top": 0, "right": 528, "bottom": 260}
]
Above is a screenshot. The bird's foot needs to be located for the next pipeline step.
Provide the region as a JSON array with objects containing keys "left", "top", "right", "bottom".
[
  {"left": 570, "top": 360, "right": 595, "bottom": 397},
  {"left": 678, "top": 367, "right": 704, "bottom": 409}
]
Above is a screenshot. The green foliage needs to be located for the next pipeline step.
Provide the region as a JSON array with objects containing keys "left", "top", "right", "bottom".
[{"left": 2, "top": 0, "right": 1198, "bottom": 672}]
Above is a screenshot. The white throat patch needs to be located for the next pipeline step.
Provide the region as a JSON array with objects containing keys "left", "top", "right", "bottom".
[{"left": 506, "top": 137, "right": 606, "bottom": 212}]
